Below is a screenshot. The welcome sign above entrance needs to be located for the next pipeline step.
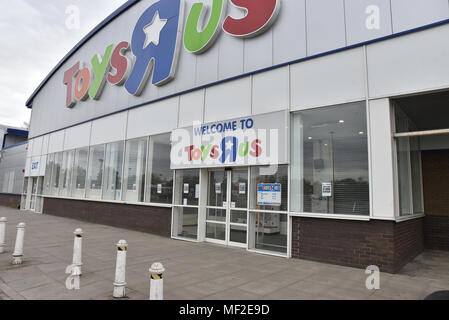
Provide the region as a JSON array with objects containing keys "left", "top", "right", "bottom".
[{"left": 170, "top": 110, "right": 288, "bottom": 169}]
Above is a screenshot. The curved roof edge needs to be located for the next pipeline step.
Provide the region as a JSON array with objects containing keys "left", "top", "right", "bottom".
[{"left": 25, "top": 0, "right": 141, "bottom": 109}]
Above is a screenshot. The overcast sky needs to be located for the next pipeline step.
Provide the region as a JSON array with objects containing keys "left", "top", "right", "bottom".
[{"left": 0, "top": 0, "right": 127, "bottom": 129}]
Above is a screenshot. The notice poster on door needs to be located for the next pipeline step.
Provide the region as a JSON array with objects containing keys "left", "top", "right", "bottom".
[
  {"left": 257, "top": 183, "right": 282, "bottom": 206},
  {"left": 239, "top": 183, "right": 246, "bottom": 195},
  {"left": 195, "top": 184, "right": 200, "bottom": 199},
  {"left": 157, "top": 184, "right": 162, "bottom": 194},
  {"left": 184, "top": 184, "right": 189, "bottom": 194},
  {"left": 215, "top": 183, "right": 222, "bottom": 194},
  {"left": 322, "top": 182, "right": 332, "bottom": 197}
]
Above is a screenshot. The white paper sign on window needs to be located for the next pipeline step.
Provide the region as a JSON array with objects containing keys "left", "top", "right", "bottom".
[
  {"left": 239, "top": 183, "right": 246, "bottom": 195},
  {"left": 322, "top": 182, "right": 332, "bottom": 197},
  {"left": 183, "top": 183, "right": 189, "bottom": 194}
]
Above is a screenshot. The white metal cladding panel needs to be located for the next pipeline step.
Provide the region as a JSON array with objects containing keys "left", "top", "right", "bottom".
[
  {"left": 344, "top": 0, "right": 393, "bottom": 45},
  {"left": 26, "top": 139, "right": 33, "bottom": 158},
  {"left": 243, "top": 29, "right": 273, "bottom": 74},
  {"left": 64, "top": 122, "right": 91, "bottom": 150},
  {"left": 39, "top": 154, "right": 47, "bottom": 176},
  {"left": 305, "top": 0, "right": 346, "bottom": 56},
  {"left": 218, "top": 4, "right": 244, "bottom": 80},
  {"left": 0, "top": 144, "right": 27, "bottom": 193},
  {"left": 48, "top": 130, "right": 65, "bottom": 153},
  {"left": 391, "top": 0, "right": 449, "bottom": 33},
  {"left": 41, "top": 134, "right": 50, "bottom": 155},
  {"left": 290, "top": 47, "right": 366, "bottom": 111},
  {"left": 367, "top": 24, "right": 449, "bottom": 98},
  {"left": 127, "top": 97, "right": 178, "bottom": 139},
  {"left": 252, "top": 66, "right": 289, "bottom": 115},
  {"left": 204, "top": 77, "right": 251, "bottom": 123},
  {"left": 178, "top": 89, "right": 204, "bottom": 128},
  {"left": 24, "top": 157, "right": 31, "bottom": 177},
  {"left": 27, "top": 0, "right": 449, "bottom": 139},
  {"left": 369, "top": 99, "right": 395, "bottom": 219},
  {"left": 196, "top": 40, "right": 220, "bottom": 87},
  {"left": 273, "top": 0, "right": 307, "bottom": 65},
  {"left": 31, "top": 136, "right": 43, "bottom": 157},
  {"left": 91, "top": 112, "right": 127, "bottom": 146}
]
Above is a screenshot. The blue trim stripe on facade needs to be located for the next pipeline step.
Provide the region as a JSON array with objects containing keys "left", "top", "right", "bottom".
[
  {"left": 2, "top": 141, "right": 28, "bottom": 151},
  {"left": 26, "top": 16, "right": 449, "bottom": 141},
  {"left": 6, "top": 128, "right": 29, "bottom": 137}
]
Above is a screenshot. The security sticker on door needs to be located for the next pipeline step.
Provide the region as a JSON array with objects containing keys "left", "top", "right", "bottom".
[{"left": 257, "top": 184, "right": 282, "bottom": 206}]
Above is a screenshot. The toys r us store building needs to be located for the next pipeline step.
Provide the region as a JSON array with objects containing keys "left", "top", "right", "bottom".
[{"left": 20, "top": 0, "right": 449, "bottom": 273}]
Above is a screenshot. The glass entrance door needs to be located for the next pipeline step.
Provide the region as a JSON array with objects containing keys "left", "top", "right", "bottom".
[
  {"left": 29, "top": 177, "right": 38, "bottom": 211},
  {"left": 205, "top": 168, "right": 248, "bottom": 247}
]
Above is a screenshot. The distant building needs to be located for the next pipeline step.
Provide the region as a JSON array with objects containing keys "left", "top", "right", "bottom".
[{"left": 0, "top": 125, "right": 28, "bottom": 207}]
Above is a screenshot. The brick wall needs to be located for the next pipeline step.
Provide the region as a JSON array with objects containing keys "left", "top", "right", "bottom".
[
  {"left": 292, "top": 217, "right": 424, "bottom": 273},
  {"left": 394, "top": 218, "right": 424, "bottom": 271},
  {"left": 421, "top": 150, "right": 449, "bottom": 251},
  {"left": 0, "top": 193, "right": 21, "bottom": 208},
  {"left": 43, "top": 197, "right": 172, "bottom": 237},
  {"left": 424, "top": 215, "right": 449, "bottom": 251},
  {"left": 422, "top": 150, "right": 449, "bottom": 216}
]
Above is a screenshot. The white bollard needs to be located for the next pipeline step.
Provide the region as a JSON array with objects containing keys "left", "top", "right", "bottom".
[
  {"left": 72, "top": 228, "right": 83, "bottom": 275},
  {"left": 0, "top": 217, "right": 6, "bottom": 254},
  {"left": 149, "top": 262, "right": 165, "bottom": 300},
  {"left": 113, "top": 240, "right": 128, "bottom": 298},
  {"left": 12, "top": 222, "right": 26, "bottom": 265}
]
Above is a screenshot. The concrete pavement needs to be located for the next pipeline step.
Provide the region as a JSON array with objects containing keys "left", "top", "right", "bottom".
[{"left": 0, "top": 207, "right": 448, "bottom": 300}]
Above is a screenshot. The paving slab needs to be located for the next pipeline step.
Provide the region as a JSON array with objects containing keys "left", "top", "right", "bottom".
[{"left": 0, "top": 207, "right": 448, "bottom": 300}]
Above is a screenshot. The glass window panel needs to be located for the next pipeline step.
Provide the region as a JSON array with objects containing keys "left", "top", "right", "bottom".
[
  {"left": 230, "top": 225, "right": 247, "bottom": 244},
  {"left": 71, "top": 148, "right": 88, "bottom": 198},
  {"left": 208, "top": 170, "right": 227, "bottom": 207},
  {"left": 123, "top": 138, "right": 147, "bottom": 203},
  {"left": 174, "top": 169, "right": 199, "bottom": 206},
  {"left": 86, "top": 144, "right": 105, "bottom": 199},
  {"left": 206, "top": 208, "right": 226, "bottom": 222},
  {"left": 20, "top": 177, "right": 28, "bottom": 209},
  {"left": 50, "top": 152, "right": 62, "bottom": 196},
  {"left": 250, "top": 165, "right": 288, "bottom": 211},
  {"left": 206, "top": 223, "right": 226, "bottom": 241},
  {"left": 102, "top": 141, "right": 124, "bottom": 201},
  {"left": 173, "top": 206, "right": 198, "bottom": 239},
  {"left": 231, "top": 169, "right": 248, "bottom": 208},
  {"left": 230, "top": 210, "right": 247, "bottom": 224},
  {"left": 397, "top": 136, "right": 424, "bottom": 216},
  {"left": 291, "top": 102, "right": 369, "bottom": 215},
  {"left": 250, "top": 212, "right": 287, "bottom": 254},
  {"left": 43, "top": 154, "right": 54, "bottom": 195},
  {"left": 146, "top": 133, "right": 173, "bottom": 204},
  {"left": 59, "top": 150, "right": 75, "bottom": 197}
]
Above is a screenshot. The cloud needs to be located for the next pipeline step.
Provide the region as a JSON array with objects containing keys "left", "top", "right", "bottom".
[{"left": 0, "top": 0, "right": 127, "bottom": 128}]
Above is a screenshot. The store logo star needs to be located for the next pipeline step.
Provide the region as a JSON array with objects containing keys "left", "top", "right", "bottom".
[
  {"left": 143, "top": 11, "right": 167, "bottom": 49},
  {"left": 226, "top": 140, "right": 235, "bottom": 151}
]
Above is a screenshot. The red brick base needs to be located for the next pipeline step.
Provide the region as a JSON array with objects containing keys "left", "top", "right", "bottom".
[
  {"left": 0, "top": 193, "right": 21, "bottom": 209},
  {"left": 424, "top": 215, "right": 449, "bottom": 251},
  {"left": 43, "top": 197, "right": 172, "bottom": 238},
  {"left": 291, "top": 217, "right": 423, "bottom": 273}
]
